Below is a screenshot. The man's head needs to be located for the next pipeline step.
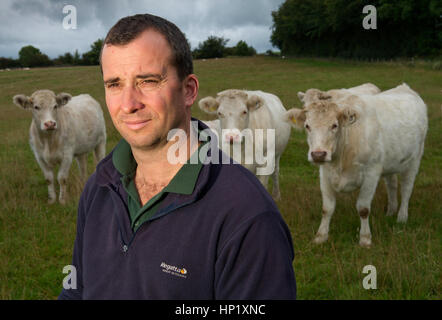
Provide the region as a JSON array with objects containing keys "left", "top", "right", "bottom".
[
  {"left": 100, "top": 14, "right": 198, "bottom": 152},
  {"left": 101, "top": 14, "right": 193, "bottom": 81}
]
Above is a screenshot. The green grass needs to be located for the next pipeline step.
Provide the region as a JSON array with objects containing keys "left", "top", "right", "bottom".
[{"left": 0, "top": 56, "right": 440, "bottom": 299}]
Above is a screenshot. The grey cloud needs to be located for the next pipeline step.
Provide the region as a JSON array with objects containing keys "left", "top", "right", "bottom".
[{"left": 0, "top": 0, "right": 284, "bottom": 58}]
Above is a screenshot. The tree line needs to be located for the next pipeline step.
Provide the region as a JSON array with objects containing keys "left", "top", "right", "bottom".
[
  {"left": 0, "top": 39, "right": 104, "bottom": 69},
  {"left": 271, "top": 0, "right": 441, "bottom": 59},
  {"left": 0, "top": 36, "right": 257, "bottom": 69}
]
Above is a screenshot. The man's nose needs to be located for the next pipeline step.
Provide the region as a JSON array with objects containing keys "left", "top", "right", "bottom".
[{"left": 121, "top": 86, "right": 144, "bottom": 113}]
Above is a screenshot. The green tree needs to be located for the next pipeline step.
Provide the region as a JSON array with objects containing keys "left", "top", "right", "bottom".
[
  {"left": 0, "top": 57, "right": 21, "bottom": 69},
  {"left": 271, "top": 0, "right": 441, "bottom": 59},
  {"left": 54, "top": 52, "right": 74, "bottom": 65},
  {"left": 233, "top": 40, "right": 257, "bottom": 56},
  {"left": 82, "top": 39, "right": 103, "bottom": 65},
  {"left": 193, "top": 36, "right": 229, "bottom": 59},
  {"left": 73, "top": 49, "right": 82, "bottom": 65},
  {"left": 18, "top": 45, "right": 52, "bottom": 67}
]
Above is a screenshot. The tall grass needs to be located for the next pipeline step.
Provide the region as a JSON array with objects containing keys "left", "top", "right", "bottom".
[{"left": 0, "top": 57, "right": 440, "bottom": 299}]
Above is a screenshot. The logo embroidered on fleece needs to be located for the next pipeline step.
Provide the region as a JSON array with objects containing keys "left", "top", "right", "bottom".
[{"left": 160, "top": 262, "right": 188, "bottom": 279}]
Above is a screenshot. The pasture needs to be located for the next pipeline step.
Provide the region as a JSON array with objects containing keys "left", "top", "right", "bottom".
[{"left": 0, "top": 56, "right": 440, "bottom": 299}]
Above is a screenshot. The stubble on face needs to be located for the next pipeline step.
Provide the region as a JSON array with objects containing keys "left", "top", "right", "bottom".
[{"left": 102, "top": 30, "right": 190, "bottom": 154}]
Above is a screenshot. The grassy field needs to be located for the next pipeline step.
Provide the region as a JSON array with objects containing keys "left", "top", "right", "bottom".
[{"left": 0, "top": 56, "right": 440, "bottom": 299}]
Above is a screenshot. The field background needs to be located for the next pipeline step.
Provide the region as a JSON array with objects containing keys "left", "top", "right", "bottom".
[{"left": 0, "top": 56, "right": 440, "bottom": 299}]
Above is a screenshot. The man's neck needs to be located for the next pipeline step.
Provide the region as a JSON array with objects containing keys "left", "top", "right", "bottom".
[{"left": 131, "top": 122, "right": 200, "bottom": 186}]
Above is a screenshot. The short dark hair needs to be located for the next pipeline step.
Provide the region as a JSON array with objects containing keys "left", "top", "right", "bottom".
[{"left": 101, "top": 14, "right": 193, "bottom": 80}]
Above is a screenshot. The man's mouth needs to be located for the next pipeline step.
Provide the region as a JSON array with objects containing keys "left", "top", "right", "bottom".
[{"left": 123, "top": 119, "right": 151, "bottom": 130}]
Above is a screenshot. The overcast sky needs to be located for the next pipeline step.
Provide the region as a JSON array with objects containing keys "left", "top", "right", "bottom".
[{"left": 0, "top": 0, "right": 285, "bottom": 59}]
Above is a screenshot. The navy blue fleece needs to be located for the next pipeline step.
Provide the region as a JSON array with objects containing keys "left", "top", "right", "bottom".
[{"left": 58, "top": 121, "right": 296, "bottom": 300}]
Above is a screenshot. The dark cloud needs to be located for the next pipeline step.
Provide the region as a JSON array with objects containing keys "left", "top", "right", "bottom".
[{"left": 0, "top": 0, "right": 284, "bottom": 59}]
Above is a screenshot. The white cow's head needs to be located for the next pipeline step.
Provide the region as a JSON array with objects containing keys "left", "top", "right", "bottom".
[
  {"left": 285, "top": 100, "right": 359, "bottom": 163},
  {"left": 297, "top": 88, "right": 331, "bottom": 106},
  {"left": 13, "top": 90, "right": 72, "bottom": 131},
  {"left": 199, "top": 89, "right": 263, "bottom": 144}
]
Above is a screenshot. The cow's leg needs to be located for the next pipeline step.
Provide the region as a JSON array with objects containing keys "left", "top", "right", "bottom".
[
  {"left": 384, "top": 174, "right": 398, "bottom": 216},
  {"left": 41, "top": 162, "right": 56, "bottom": 204},
  {"left": 356, "top": 168, "right": 381, "bottom": 247},
  {"left": 34, "top": 156, "right": 56, "bottom": 204},
  {"left": 314, "top": 168, "right": 336, "bottom": 244},
  {"left": 75, "top": 153, "right": 88, "bottom": 185},
  {"left": 271, "top": 155, "right": 281, "bottom": 201},
  {"left": 257, "top": 174, "right": 270, "bottom": 189},
  {"left": 57, "top": 155, "right": 73, "bottom": 205},
  {"left": 397, "top": 156, "right": 421, "bottom": 223},
  {"left": 94, "top": 141, "right": 106, "bottom": 165}
]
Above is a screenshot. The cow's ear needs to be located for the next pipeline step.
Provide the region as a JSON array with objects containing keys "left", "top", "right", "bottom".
[
  {"left": 339, "top": 106, "right": 359, "bottom": 126},
  {"left": 297, "top": 91, "right": 305, "bottom": 102},
  {"left": 246, "top": 95, "right": 264, "bottom": 111},
  {"left": 199, "top": 96, "right": 219, "bottom": 114},
  {"left": 56, "top": 93, "right": 72, "bottom": 107},
  {"left": 285, "top": 108, "right": 306, "bottom": 130},
  {"left": 13, "top": 94, "right": 32, "bottom": 109}
]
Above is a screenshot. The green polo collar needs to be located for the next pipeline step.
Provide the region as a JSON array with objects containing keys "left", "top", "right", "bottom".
[
  {"left": 112, "top": 138, "right": 204, "bottom": 195},
  {"left": 112, "top": 132, "right": 207, "bottom": 232}
]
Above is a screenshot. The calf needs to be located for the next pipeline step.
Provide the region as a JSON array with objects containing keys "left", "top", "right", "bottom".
[
  {"left": 13, "top": 90, "right": 107, "bottom": 204},
  {"left": 286, "top": 83, "right": 427, "bottom": 247},
  {"left": 199, "top": 89, "right": 291, "bottom": 200}
]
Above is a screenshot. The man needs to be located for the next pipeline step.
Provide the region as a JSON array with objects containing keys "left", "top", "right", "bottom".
[{"left": 59, "top": 14, "right": 296, "bottom": 299}]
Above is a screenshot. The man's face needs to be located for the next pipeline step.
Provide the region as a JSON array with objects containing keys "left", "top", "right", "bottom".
[{"left": 101, "top": 29, "right": 197, "bottom": 152}]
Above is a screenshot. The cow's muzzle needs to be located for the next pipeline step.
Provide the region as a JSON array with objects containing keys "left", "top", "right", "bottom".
[
  {"left": 44, "top": 121, "right": 57, "bottom": 130},
  {"left": 311, "top": 151, "right": 327, "bottom": 163}
]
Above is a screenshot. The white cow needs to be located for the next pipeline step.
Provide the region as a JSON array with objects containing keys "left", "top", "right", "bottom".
[
  {"left": 13, "top": 90, "right": 107, "bottom": 204},
  {"left": 286, "top": 83, "right": 427, "bottom": 247},
  {"left": 297, "top": 83, "right": 381, "bottom": 106},
  {"left": 199, "top": 89, "right": 291, "bottom": 200}
]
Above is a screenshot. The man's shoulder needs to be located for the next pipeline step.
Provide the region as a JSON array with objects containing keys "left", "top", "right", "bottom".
[
  {"left": 80, "top": 149, "right": 120, "bottom": 202},
  {"left": 201, "top": 154, "right": 280, "bottom": 220}
]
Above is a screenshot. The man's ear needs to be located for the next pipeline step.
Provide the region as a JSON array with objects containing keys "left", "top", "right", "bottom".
[
  {"left": 199, "top": 96, "right": 219, "bottom": 114},
  {"left": 56, "top": 93, "right": 72, "bottom": 107},
  {"left": 183, "top": 74, "right": 199, "bottom": 107},
  {"left": 246, "top": 95, "right": 264, "bottom": 111},
  {"left": 13, "top": 94, "right": 32, "bottom": 109},
  {"left": 338, "top": 106, "right": 359, "bottom": 126},
  {"left": 285, "top": 108, "right": 306, "bottom": 130}
]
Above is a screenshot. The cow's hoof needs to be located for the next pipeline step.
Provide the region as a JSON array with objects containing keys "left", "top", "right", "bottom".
[
  {"left": 313, "top": 234, "right": 328, "bottom": 244},
  {"left": 396, "top": 215, "right": 408, "bottom": 223},
  {"left": 48, "top": 198, "right": 56, "bottom": 204},
  {"left": 359, "top": 236, "right": 372, "bottom": 248},
  {"left": 59, "top": 198, "right": 66, "bottom": 205}
]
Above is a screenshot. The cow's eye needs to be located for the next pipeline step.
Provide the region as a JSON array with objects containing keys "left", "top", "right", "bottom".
[
  {"left": 305, "top": 124, "right": 310, "bottom": 131},
  {"left": 242, "top": 110, "right": 247, "bottom": 115},
  {"left": 331, "top": 123, "right": 338, "bottom": 130},
  {"left": 53, "top": 105, "right": 58, "bottom": 109},
  {"left": 217, "top": 112, "right": 224, "bottom": 118},
  {"left": 34, "top": 105, "right": 40, "bottom": 110}
]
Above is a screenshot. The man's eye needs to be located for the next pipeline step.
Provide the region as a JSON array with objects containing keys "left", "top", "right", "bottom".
[
  {"left": 139, "top": 79, "right": 160, "bottom": 89},
  {"left": 105, "top": 82, "right": 120, "bottom": 89}
]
